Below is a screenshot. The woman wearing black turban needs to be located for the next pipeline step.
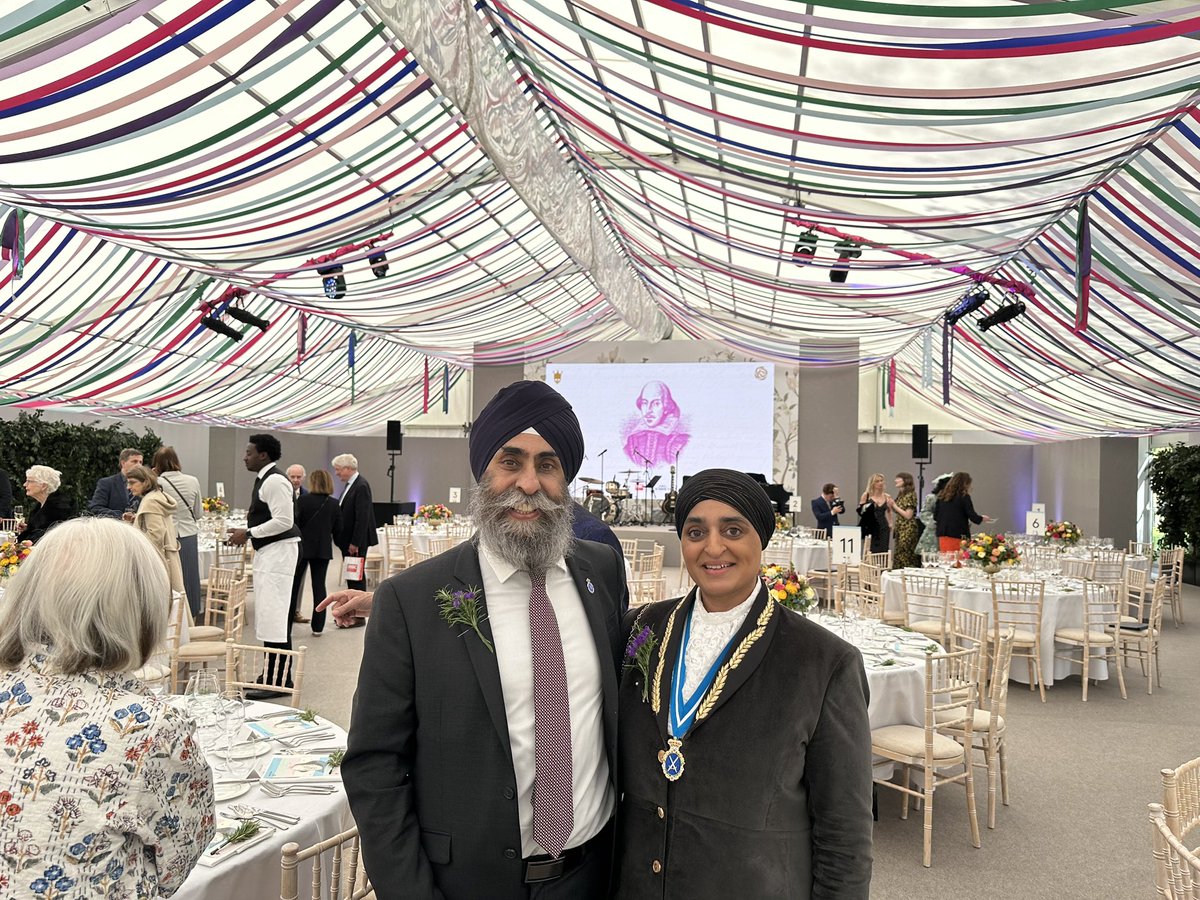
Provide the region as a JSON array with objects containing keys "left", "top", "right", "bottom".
[{"left": 614, "top": 469, "right": 874, "bottom": 899}]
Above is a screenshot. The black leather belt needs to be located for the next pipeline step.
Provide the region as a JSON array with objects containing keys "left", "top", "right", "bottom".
[{"left": 523, "top": 844, "right": 586, "bottom": 883}]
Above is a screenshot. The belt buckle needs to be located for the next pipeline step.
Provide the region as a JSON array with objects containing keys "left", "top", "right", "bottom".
[{"left": 523, "top": 857, "right": 566, "bottom": 883}]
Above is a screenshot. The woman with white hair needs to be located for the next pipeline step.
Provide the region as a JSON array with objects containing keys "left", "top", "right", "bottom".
[
  {"left": 15, "top": 465, "right": 76, "bottom": 544},
  {"left": 0, "top": 517, "right": 215, "bottom": 895}
]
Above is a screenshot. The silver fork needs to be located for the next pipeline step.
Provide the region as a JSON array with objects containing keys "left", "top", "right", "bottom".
[
  {"left": 275, "top": 729, "right": 334, "bottom": 748},
  {"left": 230, "top": 803, "right": 299, "bottom": 828},
  {"left": 260, "top": 782, "right": 338, "bottom": 797}
]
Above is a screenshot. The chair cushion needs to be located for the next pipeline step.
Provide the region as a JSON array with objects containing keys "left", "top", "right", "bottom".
[
  {"left": 1119, "top": 614, "right": 1139, "bottom": 625},
  {"left": 189, "top": 625, "right": 224, "bottom": 642},
  {"left": 871, "top": 724, "right": 965, "bottom": 761},
  {"left": 132, "top": 665, "right": 167, "bottom": 681},
  {"left": 990, "top": 628, "right": 1037, "bottom": 645},
  {"left": 1053, "top": 628, "right": 1115, "bottom": 644},
  {"left": 176, "top": 641, "right": 227, "bottom": 659},
  {"left": 909, "top": 620, "right": 946, "bottom": 639},
  {"left": 937, "top": 708, "right": 1005, "bottom": 734}
]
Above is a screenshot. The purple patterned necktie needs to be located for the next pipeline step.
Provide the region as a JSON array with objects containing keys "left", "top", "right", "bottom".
[{"left": 528, "top": 571, "right": 573, "bottom": 858}]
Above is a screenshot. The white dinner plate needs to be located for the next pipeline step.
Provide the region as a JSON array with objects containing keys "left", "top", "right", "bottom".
[
  {"left": 214, "top": 781, "right": 252, "bottom": 802},
  {"left": 211, "top": 741, "right": 272, "bottom": 760}
]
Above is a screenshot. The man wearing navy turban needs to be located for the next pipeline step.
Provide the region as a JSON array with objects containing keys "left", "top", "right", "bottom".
[
  {"left": 343, "top": 380, "right": 627, "bottom": 900},
  {"left": 613, "top": 469, "right": 874, "bottom": 899}
]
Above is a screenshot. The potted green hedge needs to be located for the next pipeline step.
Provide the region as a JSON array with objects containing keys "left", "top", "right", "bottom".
[
  {"left": 0, "top": 412, "right": 161, "bottom": 516},
  {"left": 1147, "top": 442, "right": 1200, "bottom": 585}
]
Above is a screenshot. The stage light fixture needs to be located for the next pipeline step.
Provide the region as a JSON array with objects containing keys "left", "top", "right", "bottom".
[
  {"left": 369, "top": 251, "right": 389, "bottom": 278},
  {"left": 225, "top": 306, "right": 270, "bottom": 331},
  {"left": 791, "top": 230, "right": 817, "bottom": 266},
  {"left": 200, "top": 315, "right": 243, "bottom": 340},
  {"left": 945, "top": 286, "right": 989, "bottom": 325},
  {"left": 977, "top": 300, "right": 1026, "bottom": 332},
  {"left": 318, "top": 264, "right": 345, "bottom": 299},
  {"left": 829, "top": 239, "right": 862, "bottom": 284}
]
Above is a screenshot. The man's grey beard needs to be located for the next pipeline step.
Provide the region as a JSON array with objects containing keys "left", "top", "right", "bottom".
[{"left": 470, "top": 475, "right": 575, "bottom": 575}]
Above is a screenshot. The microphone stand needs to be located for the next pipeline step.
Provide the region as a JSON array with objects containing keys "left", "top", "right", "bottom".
[{"left": 598, "top": 449, "right": 607, "bottom": 488}]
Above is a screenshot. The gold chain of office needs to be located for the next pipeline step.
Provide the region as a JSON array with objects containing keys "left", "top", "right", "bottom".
[{"left": 651, "top": 595, "right": 776, "bottom": 723}]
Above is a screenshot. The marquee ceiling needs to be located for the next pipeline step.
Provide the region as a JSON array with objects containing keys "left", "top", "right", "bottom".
[{"left": 0, "top": 0, "right": 1198, "bottom": 436}]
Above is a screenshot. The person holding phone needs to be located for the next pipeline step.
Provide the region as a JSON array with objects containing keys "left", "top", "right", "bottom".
[{"left": 810, "top": 483, "right": 844, "bottom": 535}]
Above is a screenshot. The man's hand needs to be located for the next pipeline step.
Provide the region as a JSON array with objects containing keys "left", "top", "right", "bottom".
[
  {"left": 348, "top": 544, "right": 359, "bottom": 556},
  {"left": 226, "top": 528, "right": 249, "bottom": 546},
  {"left": 316, "top": 588, "right": 374, "bottom": 627}
]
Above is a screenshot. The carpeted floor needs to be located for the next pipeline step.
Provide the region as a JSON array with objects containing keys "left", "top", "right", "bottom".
[{"left": 277, "top": 569, "right": 1198, "bottom": 899}]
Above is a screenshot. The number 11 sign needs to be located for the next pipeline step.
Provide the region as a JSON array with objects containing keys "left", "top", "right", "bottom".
[{"left": 831, "top": 526, "right": 860, "bottom": 565}]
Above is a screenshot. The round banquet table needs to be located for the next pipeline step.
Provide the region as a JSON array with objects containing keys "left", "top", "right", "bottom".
[
  {"left": 174, "top": 702, "right": 352, "bottom": 900},
  {"left": 789, "top": 539, "right": 831, "bottom": 575},
  {"left": 881, "top": 568, "right": 1107, "bottom": 687},
  {"left": 809, "top": 612, "right": 934, "bottom": 731}
]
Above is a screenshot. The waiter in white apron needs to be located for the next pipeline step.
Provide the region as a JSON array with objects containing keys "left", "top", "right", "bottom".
[{"left": 226, "top": 433, "right": 301, "bottom": 699}]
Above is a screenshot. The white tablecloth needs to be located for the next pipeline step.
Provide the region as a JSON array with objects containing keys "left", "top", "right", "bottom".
[
  {"left": 175, "top": 702, "right": 352, "bottom": 900},
  {"left": 881, "top": 569, "right": 1106, "bottom": 686},
  {"left": 810, "top": 613, "right": 931, "bottom": 730}
]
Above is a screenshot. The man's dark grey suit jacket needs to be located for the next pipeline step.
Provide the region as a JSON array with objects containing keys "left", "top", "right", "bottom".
[{"left": 342, "top": 538, "right": 626, "bottom": 900}]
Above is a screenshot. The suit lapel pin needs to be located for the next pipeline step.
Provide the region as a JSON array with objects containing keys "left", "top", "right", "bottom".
[{"left": 586, "top": 577, "right": 595, "bottom": 594}]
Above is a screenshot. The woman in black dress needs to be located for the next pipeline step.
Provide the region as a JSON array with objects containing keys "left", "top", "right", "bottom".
[
  {"left": 290, "top": 469, "right": 342, "bottom": 634},
  {"left": 15, "top": 465, "right": 76, "bottom": 544},
  {"left": 933, "top": 471, "right": 994, "bottom": 552},
  {"left": 856, "top": 472, "right": 892, "bottom": 554}
]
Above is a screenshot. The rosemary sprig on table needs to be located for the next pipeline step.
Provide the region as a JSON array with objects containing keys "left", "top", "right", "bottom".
[
  {"left": 296, "top": 708, "right": 320, "bottom": 723},
  {"left": 326, "top": 749, "right": 345, "bottom": 769},
  {"left": 210, "top": 819, "right": 260, "bottom": 855}
]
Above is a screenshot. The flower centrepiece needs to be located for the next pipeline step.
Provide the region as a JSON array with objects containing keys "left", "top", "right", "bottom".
[
  {"left": 435, "top": 584, "right": 492, "bottom": 653},
  {"left": 415, "top": 503, "right": 454, "bottom": 525},
  {"left": 774, "top": 513, "right": 789, "bottom": 533},
  {"left": 201, "top": 497, "right": 229, "bottom": 515},
  {"left": 1045, "top": 520, "right": 1082, "bottom": 545},
  {"left": 624, "top": 625, "right": 658, "bottom": 703},
  {"left": 0, "top": 539, "right": 32, "bottom": 578},
  {"left": 761, "top": 563, "right": 818, "bottom": 614},
  {"left": 961, "top": 533, "right": 1020, "bottom": 567}
]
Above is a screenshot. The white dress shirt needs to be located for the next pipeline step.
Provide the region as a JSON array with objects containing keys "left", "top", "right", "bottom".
[
  {"left": 338, "top": 471, "right": 359, "bottom": 505},
  {"left": 478, "top": 542, "right": 614, "bottom": 857},
  {"left": 682, "top": 587, "right": 757, "bottom": 700},
  {"left": 248, "top": 462, "right": 299, "bottom": 541}
]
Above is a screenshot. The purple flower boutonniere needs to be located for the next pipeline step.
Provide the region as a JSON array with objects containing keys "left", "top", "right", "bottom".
[
  {"left": 623, "top": 625, "right": 658, "bottom": 703},
  {"left": 435, "top": 585, "right": 493, "bottom": 653}
]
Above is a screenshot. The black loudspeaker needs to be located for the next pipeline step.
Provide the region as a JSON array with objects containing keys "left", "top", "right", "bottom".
[
  {"left": 912, "top": 424, "right": 929, "bottom": 459},
  {"left": 387, "top": 420, "right": 403, "bottom": 453}
]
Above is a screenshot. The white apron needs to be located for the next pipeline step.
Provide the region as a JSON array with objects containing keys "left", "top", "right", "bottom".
[{"left": 253, "top": 539, "right": 299, "bottom": 643}]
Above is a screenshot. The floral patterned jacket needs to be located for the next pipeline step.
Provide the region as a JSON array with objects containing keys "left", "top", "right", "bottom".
[{"left": 0, "top": 652, "right": 215, "bottom": 898}]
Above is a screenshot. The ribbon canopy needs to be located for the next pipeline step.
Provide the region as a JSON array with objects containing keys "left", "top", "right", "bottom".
[{"left": 0, "top": 1, "right": 1197, "bottom": 437}]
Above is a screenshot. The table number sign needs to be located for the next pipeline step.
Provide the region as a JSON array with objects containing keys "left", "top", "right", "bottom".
[
  {"left": 831, "top": 526, "right": 860, "bottom": 565},
  {"left": 1025, "top": 511, "right": 1043, "bottom": 535}
]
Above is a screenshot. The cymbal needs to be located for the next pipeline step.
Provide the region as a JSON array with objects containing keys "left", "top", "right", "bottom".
[
  {"left": 619, "top": 469, "right": 641, "bottom": 475},
  {"left": 579, "top": 477, "right": 602, "bottom": 484}
]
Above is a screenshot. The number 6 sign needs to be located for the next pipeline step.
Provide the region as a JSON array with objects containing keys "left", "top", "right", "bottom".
[{"left": 1025, "top": 512, "right": 1042, "bottom": 535}]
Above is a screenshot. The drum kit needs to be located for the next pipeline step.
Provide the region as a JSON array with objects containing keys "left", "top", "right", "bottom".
[{"left": 579, "top": 470, "right": 660, "bottom": 525}]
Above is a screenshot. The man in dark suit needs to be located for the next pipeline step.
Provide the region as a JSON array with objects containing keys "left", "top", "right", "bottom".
[
  {"left": 571, "top": 500, "right": 624, "bottom": 562},
  {"left": 615, "top": 470, "right": 873, "bottom": 899},
  {"left": 88, "top": 448, "right": 143, "bottom": 518},
  {"left": 286, "top": 464, "right": 308, "bottom": 501},
  {"left": 331, "top": 453, "right": 376, "bottom": 592},
  {"left": 810, "top": 482, "right": 844, "bottom": 535},
  {"left": 342, "top": 380, "right": 626, "bottom": 900}
]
